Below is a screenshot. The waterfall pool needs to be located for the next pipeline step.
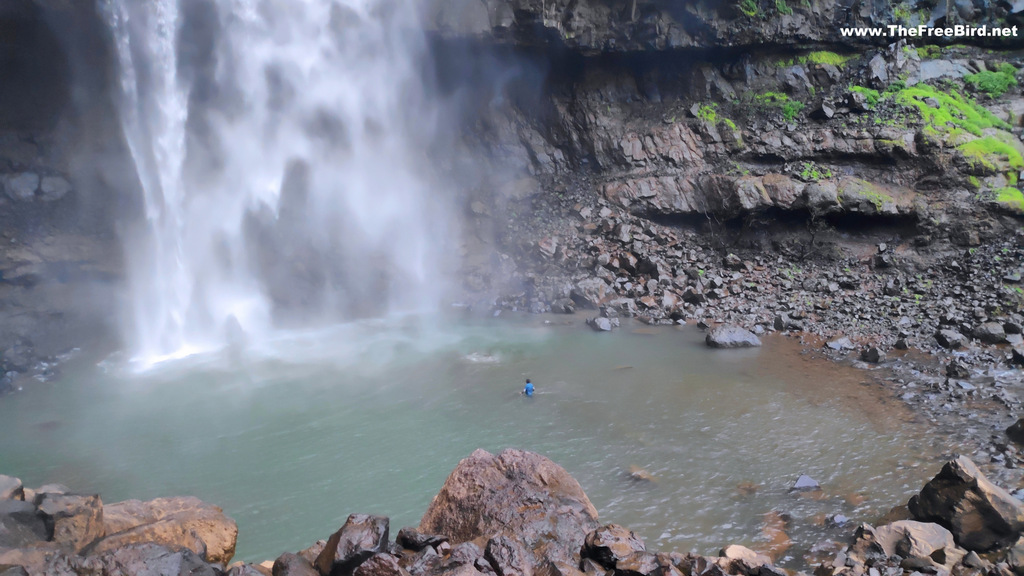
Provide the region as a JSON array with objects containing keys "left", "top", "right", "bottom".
[{"left": 0, "top": 316, "right": 942, "bottom": 566}]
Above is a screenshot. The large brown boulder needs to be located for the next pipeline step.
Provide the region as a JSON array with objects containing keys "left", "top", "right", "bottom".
[
  {"left": 37, "top": 494, "right": 103, "bottom": 553},
  {"left": 419, "top": 449, "right": 599, "bottom": 570},
  {"left": 908, "top": 455, "right": 1024, "bottom": 551},
  {"left": 314, "top": 514, "right": 390, "bottom": 576},
  {"left": 86, "top": 496, "right": 237, "bottom": 565}
]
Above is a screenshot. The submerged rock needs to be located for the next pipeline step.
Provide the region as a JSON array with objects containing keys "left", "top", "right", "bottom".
[
  {"left": 908, "top": 455, "right": 1024, "bottom": 551},
  {"left": 0, "top": 475, "right": 24, "bottom": 501}
]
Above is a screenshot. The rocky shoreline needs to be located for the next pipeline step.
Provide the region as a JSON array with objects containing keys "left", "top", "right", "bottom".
[{"left": 4, "top": 449, "right": 1024, "bottom": 576}]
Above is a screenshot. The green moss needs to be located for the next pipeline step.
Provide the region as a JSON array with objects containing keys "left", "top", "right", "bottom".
[
  {"left": 893, "top": 5, "right": 911, "bottom": 21},
  {"left": 968, "top": 175, "right": 981, "bottom": 189},
  {"left": 806, "top": 51, "right": 851, "bottom": 67},
  {"left": 965, "top": 65, "right": 1018, "bottom": 97},
  {"left": 895, "top": 83, "right": 1010, "bottom": 136},
  {"left": 775, "top": 0, "right": 793, "bottom": 14},
  {"left": 958, "top": 137, "right": 1024, "bottom": 171},
  {"left": 722, "top": 117, "right": 737, "bottom": 130},
  {"left": 996, "top": 187, "right": 1024, "bottom": 212},
  {"left": 840, "top": 179, "right": 895, "bottom": 211},
  {"left": 739, "top": 0, "right": 759, "bottom": 17},
  {"left": 916, "top": 46, "right": 941, "bottom": 60},
  {"left": 755, "top": 92, "right": 804, "bottom": 122},
  {"left": 849, "top": 85, "right": 881, "bottom": 108}
]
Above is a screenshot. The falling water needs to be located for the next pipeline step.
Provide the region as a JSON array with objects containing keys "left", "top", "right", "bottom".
[{"left": 101, "top": 0, "right": 453, "bottom": 364}]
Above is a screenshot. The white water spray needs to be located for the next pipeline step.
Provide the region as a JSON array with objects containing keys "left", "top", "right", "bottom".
[{"left": 102, "top": 0, "right": 454, "bottom": 364}]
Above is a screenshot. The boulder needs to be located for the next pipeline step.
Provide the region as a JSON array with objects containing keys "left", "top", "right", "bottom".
[
  {"left": 90, "top": 496, "right": 237, "bottom": 565},
  {"left": 860, "top": 347, "right": 886, "bottom": 364},
  {"left": 825, "top": 337, "right": 855, "bottom": 351},
  {"left": 872, "top": 520, "right": 965, "bottom": 570},
  {"left": 1007, "top": 418, "right": 1024, "bottom": 445},
  {"left": 935, "top": 330, "right": 966, "bottom": 349},
  {"left": 38, "top": 176, "right": 71, "bottom": 202},
  {"left": 0, "top": 476, "right": 23, "bottom": 501},
  {"left": 396, "top": 528, "right": 447, "bottom": 552},
  {"left": 587, "top": 317, "right": 616, "bottom": 332},
  {"left": 615, "top": 551, "right": 659, "bottom": 576},
  {"left": 274, "top": 553, "right": 320, "bottom": 576},
  {"left": 37, "top": 493, "right": 104, "bottom": 553},
  {"left": 908, "top": 455, "right": 1024, "bottom": 551},
  {"left": 62, "top": 543, "right": 217, "bottom": 576},
  {"left": 975, "top": 323, "right": 1008, "bottom": 344},
  {"left": 705, "top": 325, "right": 761, "bottom": 348},
  {"left": 0, "top": 544, "right": 62, "bottom": 576},
  {"left": 226, "top": 564, "right": 273, "bottom": 576},
  {"left": 315, "top": 514, "right": 390, "bottom": 576},
  {"left": 3, "top": 173, "right": 38, "bottom": 201},
  {"left": 484, "top": 535, "right": 530, "bottom": 576},
  {"left": 719, "top": 545, "right": 771, "bottom": 572},
  {"left": 0, "top": 500, "right": 49, "bottom": 548},
  {"left": 581, "top": 525, "right": 645, "bottom": 568},
  {"left": 354, "top": 554, "right": 409, "bottom": 576},
  {"left": 419, "top": 449, "right": 598, "bottom": 570}
]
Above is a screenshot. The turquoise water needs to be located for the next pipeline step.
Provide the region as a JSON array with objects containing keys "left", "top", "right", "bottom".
[{"left": 0, "top": 316, "right": 940, "bottom": 565}]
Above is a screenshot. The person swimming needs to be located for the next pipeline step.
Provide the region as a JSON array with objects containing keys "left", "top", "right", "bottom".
[{"left": 523, "top": 379, "right": 534, "bottom": 396}]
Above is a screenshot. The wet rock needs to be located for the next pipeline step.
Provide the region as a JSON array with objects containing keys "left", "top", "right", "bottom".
[
  {"left": 719, "top": 545, "right": 771, "bottom": 572},
  {"left": 860, "top": 347, "right": 886, "bottom": 364},
  {"left": 78, "top": 542, "right": 217, "bottom": 576},
  {"left": 1006, "top": 419, "right": 1024, "bottom": 445},
  {"left": 581, "top": 525, "right": 645, "bottom": 568},
  {"left": 909, "top": 455, "right": 1024, "bottom": 551},
  {"left": 705, "top": 325, "right": 761, "bottom": 348},
  {"left": 1013, "top": 347, "right": 1024, "bottom": 367},
  {"left": 227, "top": 564, "right": 273, "bottom": 576},
  {"left": 975, "top": 323, "right": 1008, "bottom": 344},
  {"left": 38, "top": 176, "right": 71, "bottom": 202},
  {"left": 419, "top": 449, "right": 598, "bottom": 570},
  {"left": 3, "top": 173, "right": 38, "bottom": 201},
  {"left": 91, "top": 496, "right": 238, "bottom": 565},
  {"left": 274, "top": 552, "right": 320, "bottom": 576},
  {"left": 826, "top": 337, "right": 855, "bottom": 351},
  {"left": 315, "top": 514, "right": 390, "bottom": 576},
  {"left": 935, "top": 330, "right": 966, "bottom": 350},
  {"left": 873, "top": 520, "right": 965, "bottom": 570},
  {"left": 615, "top": 551, "right": 659, "bottom": 576},
  {"left": 588, "top": 317, "right": 616, "bottom": 332},
  {"left": 396, "top": 528, "right": 448, "bottom": 552},
  {"left": 0, "top": 476, "right": 23, "bottom": 501},
  {"left": 484, "top": 535, "right": 530, "bottom": 576},
  {"left": 0, "top": 500, "right": 49, "bottom": 548},
  {"left": 947, "top": 360, "right": 971, "bottom": 379},
  {"left": 354, "top": 553, "right": 409, "bottom": 576},
  {"left": 37, "top": 493, "right": 103, "bottom": 553},
  {"left": 791, "top": 475, "right": 820, "bottom": 492}
]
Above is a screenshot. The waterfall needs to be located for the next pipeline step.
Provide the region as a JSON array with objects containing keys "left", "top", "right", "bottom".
[{"left": 101, "top": 0, "right": 454, "bottom": 364}]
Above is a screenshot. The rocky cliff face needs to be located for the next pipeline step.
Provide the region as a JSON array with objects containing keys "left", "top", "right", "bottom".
[{"left": 426, "top": 0, "right": 1024, "bottom": 361}]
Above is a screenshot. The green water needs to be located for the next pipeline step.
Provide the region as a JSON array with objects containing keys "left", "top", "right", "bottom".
[{"left": 0, "top": 316, "right": 940, "bottom": 565}]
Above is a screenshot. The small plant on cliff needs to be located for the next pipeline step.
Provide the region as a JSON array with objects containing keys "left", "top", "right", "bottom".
[
  {"left": 755, "top": 92, "right": 804, "bottom": 122},
  {"left": 775, "top": 0, "right": 793, "bottom": 15},
  {"left": 964, "top": 63, "right": 1019, "bottom": 98},
  {"left": 849, "top": 85, "right": 881, "bottom": 108},
  {"left": 915, "top": 45, "right": 941, "bottom": 60},
  {"left": 738, "top": 0, "right": 760, "bottom": 17},
  {"left": 799, "top": 161, "right": 833, "bottom": 182}
]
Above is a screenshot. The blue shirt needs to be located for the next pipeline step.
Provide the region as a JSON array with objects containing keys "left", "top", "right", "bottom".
[{"left": 524, "top": 383, "right": 534, "bottom": 396}]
